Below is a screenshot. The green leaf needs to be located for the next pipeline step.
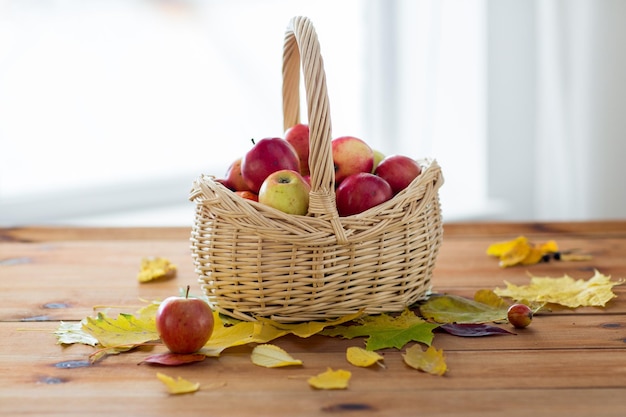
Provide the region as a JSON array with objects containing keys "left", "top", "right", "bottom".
[
  {"left": 419, "top": 294, "right": 508, "bottom": 324},
  {"left": 321, "top": 309, "right": 439, "bottom": 351}
]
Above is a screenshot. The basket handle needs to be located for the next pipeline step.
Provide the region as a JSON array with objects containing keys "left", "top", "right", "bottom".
[{"left": 283, "top": 16, "right": 348, "bottom": 243}]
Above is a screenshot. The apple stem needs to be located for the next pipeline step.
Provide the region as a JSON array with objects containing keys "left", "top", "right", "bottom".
[
  {"left": 185, "top": 285, "right": 190, "bottom": 299},
  {"left": 250, "top": 138, "right": 256, "bottom": 145}
]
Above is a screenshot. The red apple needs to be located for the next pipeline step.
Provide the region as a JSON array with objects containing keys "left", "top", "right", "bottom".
[
  {"left": 284, "top": 123, "right": 310, "bottom": 176},
  {"left": 258, "top": 169, "right": 310, "bottom": 215},
  {"left": 335, "top": 172, "right": 393, "bottom": 216},
  {"left": 241, "top": 138, "right": 300, "bottom": 193},
  {"left": 220, "top": 157, "right": 251, "bottom": 191},
  {"left": 374, "top": 154, "right": 422, "bottom": 195},
  {"left": 332, "top": 136, "right": 374, "bottom": 185},
  {"left": 507, "top": 303, "right": 533, "bottom": 329},
  {"left": 155, "top": 286, "right": 214, "bottom": 354},
  {"left": 235, "top": 190, "right": 259, "bottom": 202}
]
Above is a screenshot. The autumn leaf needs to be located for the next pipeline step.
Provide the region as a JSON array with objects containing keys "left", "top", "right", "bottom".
[
  {"left": 137, "top": 257, "right": 177, "bottom": 283},
  {"left": 419, "top": 294, "right": 509, "bottom": 324},
  {"left": 54, "top": 321, "right": 99, "bottom": 346},
  {"left": 139, "top": 353, "right": 206, "bottom": 366},
  {"left": 402, "top": 344, "right": 447, "bottom": 376},
  {"left": 255, "top": 310, "right": 363, "bottom": 338},
  {"left": 494, "top": 270, "right": 624, "bottom": 308},
  {"left": 439, "top": 323, "right": 515, "bottom": 337},
  {"left": 346, "top": 346, "right": 384, "bottom": 367},
  {"left": 487, "top": 236, "right": 559, "bottom": 267},
  {"left": 202, "top": 311, "right": 362, "bottom": 357},
  {"left": 156, "top": 372, "right": 200, "bottom": 395},
  {"left": 308, "top": 368, "right": 351, "bottom": 390},
  {"left": 251, "top": 344, "right": 303, "bottom": 368},
  {"left": 474, "top": 289, "right": 510, "bottom": 309},
  {"left": 82, "top": 312, "right": 159, "bottom": 359},
  {"left": 321, "top": 309, "right": 439, "bottom": 351}
]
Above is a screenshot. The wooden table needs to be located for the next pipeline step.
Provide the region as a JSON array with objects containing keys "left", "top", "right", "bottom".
[{"left": 1, "top": 222, "right": 625, "bottom": 416}]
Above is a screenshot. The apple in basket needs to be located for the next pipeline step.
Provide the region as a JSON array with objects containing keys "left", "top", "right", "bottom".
[
  {"left": 335, "top": 172, "right": 393, "bottom": 217},
  {"left": 284, "top": 123, "right": 310, "bottom": 176},
  {"left": 374, "top": 154, "right": 422, "bottom": 195},
  {"left": 371, "top": 149, "right": 386, "bottom": 173},
  {"left": 258, "top": 169, "right": 310, "bottom": 215},
  {"left": 241, "top": 137, "right": 301, "bottom": 193},
  {"left": 219, "top": 156, "right": 252, "bottom": 192},
  {"left": 156, "top": 286, "right": 214, "bottom": 354},
  {"left": 332, "top": 136, "right": 374, "bottom": 185}
]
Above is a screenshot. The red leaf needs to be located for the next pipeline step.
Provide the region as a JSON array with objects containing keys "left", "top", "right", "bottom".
[
  {"left": 439, "top": 323, "right": 515, "bottom": 337},
  {"left": 139, "top": 352, "right": 206, "bottom": 366}
]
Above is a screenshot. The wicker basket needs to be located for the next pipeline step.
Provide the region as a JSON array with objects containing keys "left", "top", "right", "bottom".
[{"left": 189, "top": 16, "right": 444, "bottom": 323}]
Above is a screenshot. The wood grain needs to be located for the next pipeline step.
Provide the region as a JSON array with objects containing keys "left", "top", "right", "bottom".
[{"left": 1, "top": 222, "right": 625, "bottom": 416}]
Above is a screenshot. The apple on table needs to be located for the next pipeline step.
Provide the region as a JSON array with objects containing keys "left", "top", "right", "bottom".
[{"left": 155, "top": 286, "right": 214, "bottom": 354}]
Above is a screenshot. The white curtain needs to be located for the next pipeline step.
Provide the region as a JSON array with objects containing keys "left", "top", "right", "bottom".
[{"left": 536, "top": 0, "right": 626, "bottom": 220}]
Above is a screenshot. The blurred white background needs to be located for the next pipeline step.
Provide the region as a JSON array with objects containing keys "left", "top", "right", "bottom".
[{"left": 0, "top": 0, "right": 624, "bottom": 226}]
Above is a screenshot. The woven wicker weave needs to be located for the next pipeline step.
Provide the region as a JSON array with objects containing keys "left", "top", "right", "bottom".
[{"left": 189, "top": 16, "right": 444, "bottom": 322}]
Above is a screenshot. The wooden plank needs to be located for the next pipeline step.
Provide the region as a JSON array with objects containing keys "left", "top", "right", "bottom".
[{"left": 1, "top": 321, "right": 625, "bottom": 417}]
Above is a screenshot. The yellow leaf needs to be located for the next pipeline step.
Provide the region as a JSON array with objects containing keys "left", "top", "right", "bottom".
[
  {"left": 494, "top": 270, "right": 624, "bottom": 308},
  {"left": 251, "top": 344, "right": 303, "bottom": 368},
  {"left": 487, "top": 236, "right": 560, "bottom": 267},
  {"left": 156, "top": 372, "right": 199, "bottom": 395},
  {"left": 82, "top": 312, "right": 158, "bottom": 349},
  {"left": 473, "top": 289, "right": 510, "bottom": 309},
  {"left": 256, "top": 310, "right": 363, "bottom": 338},
  {"left": 346, "top": 346, "right": 384, "bottom": 367},
  {"left": 308, "top": 368, "right": 351, "bottom": 390},
  {"left": 402, "top": 344, "right": 447, "bottom": 376},
  {"left": 201, "top": 312, "right": 261, "bottom": 357},
  {"left": 137, "top": 257, "right": 176, "bottom": 283}
]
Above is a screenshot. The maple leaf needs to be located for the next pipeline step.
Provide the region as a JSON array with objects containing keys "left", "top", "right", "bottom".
[
  {"left": 251, "top": 344, "right": 303, "bottom": 368},
  {"left": 82, "top": 312, "right": 159, "bottom": 352},
  {"left": 419, "top": 294, "right": 509, "bottom": 324},
  {"left": 321, "top": 309, "right": 439, "bottom": 351},
  {"left": 54, "top": 321, "right": 99, "bottom": 346},
  {"left": 308, "top": 368, "right": 351, "bottom": 390},
  {"left": 137, "top": 257, "right": 177, "bottom": 283},
  {"left": 494, "top": 270, "right": 624, "bottom": 308},
  {"left": 402, "top": 344, "right": 447, "bottom": 376},
  {"left": 346, "top": 346, "right": 384, "bottom": 367},
  {"left": 202, "top": 310, "right": 362, "bottom": 357},
  {"left": 486, "top": 236, "right": 559, "bottom": 267},
  {"left": 156, "top": 372, "right": 200, "bottom": 395}
]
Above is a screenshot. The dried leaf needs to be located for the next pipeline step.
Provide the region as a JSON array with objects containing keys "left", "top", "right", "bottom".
[
  {"left": 439, "top": 323, "right": 515, "bottom": 337},
  {"left": 54, "top": 321, "right": 99, "bottom": 346},
  {"left": 156, "top": 372, "right": 200, "bottom": 395},
  {"left": 256, "top": 310, "right": 363, "bottom": 338},
  {"left": 487, "top": 236, "right": 559, "bottom": 267},
  {"left": 494, "top": 270, "right": 624, "bottom": 308},
  {"left": 346, "top": 346, "right": 384, "bottom": 367},
  {"left": 419, "top": 294, "right": 508, "bottom": 324},
  {"left": 251, "top": 344, "right": 303, "bottom": 368},
  {"left": 474, "top": 289, "right": 510, "bottom": 309},
  {"left": 82, "top": 312, "right": 159, "bottom": 349},
  {"left": 140, "top": 352, "right": 206, "bottom": 366},
  {"left": 308, "top": 368, "right": 351, "bottom": 390},
  {"left": 402, "top": 344, "right": 447, "bottom": 376},
  {"left": 321, "top": 309, "right": 439, "bottom": 351},
  {"left": 202, "top": 311, "right": 362, "bottom": 357},
  {"left": 137, "top": 257, "right": 177, "bottom": 283}
]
